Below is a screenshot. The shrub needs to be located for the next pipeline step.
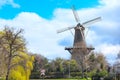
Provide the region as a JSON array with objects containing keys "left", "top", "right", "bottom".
[
  {"left": 104, "top": 73, "right": 115, "bottom": 80},
  {"left": 91, "top": 70, "right": 108, "bottom": 80},
  {"left": 30, "top": 72, "right": 40, "bottom": 79},
  {"left": 99, "top": 70, "right": 108, "bottom": 77},
  {"left": 70, "top": 72, "right": 82, "bottom": 77},
  {"left": 87, "top": 70, "right": 96, "bottom": 77},
  {"left": 0, "top": 77, "right": 5, "bottom": 80}
]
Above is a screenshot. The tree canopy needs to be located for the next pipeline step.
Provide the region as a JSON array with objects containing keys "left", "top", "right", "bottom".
[{"left": 0, "top": 27, "right": 34, "bottom": 80}]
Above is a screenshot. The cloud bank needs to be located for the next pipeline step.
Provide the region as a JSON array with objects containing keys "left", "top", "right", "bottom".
[{"left": 0, "top": 0, "right": 120, "bottom": 63}]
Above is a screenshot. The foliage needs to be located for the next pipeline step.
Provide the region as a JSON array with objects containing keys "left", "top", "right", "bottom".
[
  {"left": 87, "top": 69, "right": 96, "bottom": 77},
  {"left": 30, "top": 54, "right": 48, "bottom": 79},
  {"left": 99, "top": 70, "right": 108, "bottom": 77},
  {"left": 70, "top": 72, "right": 82, "bottom": 77},
  {"left": 0, "top": 27, "right": 109, "bottom": 79},
  {"left": 8, "top": 53, "right": 34, "bottom": 80},
  {"left": 0, "top": 78, "right": 5, "bottom": 80},
  {"left": 104, "top": 73, "right": 115, "bottom": 80},
  {"left": 0, "top": 27, "right": 34, "bottom": 80},
  {"left": 30, "top": 52, "right": 108, "bottom": 79},
  {"left": 87, "top": 70, "right": 108, "bottom": 77},
  {"left": 88, "top": 52, "right": 108, "bottom": 71},
  {"left": 91, "top": 69, "right": 108, "bottom": 80}
]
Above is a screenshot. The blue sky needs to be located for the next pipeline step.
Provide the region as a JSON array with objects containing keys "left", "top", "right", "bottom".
[
  {"left": 0, "top": 0, "right": 120, "bottom": 64},
  {"left": 0, "top": 0, "right": 99, "bottom": 19}
]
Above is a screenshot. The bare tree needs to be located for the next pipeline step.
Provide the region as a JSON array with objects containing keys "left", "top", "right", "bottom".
[
  {"left": 88, "top": 52, "right": 108, "bottom": 71},
  {"left": 0, "top": 27, "right": 27, "bottom": 80}
]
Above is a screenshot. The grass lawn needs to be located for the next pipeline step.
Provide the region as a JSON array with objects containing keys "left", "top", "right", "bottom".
[
  {"left": 30, "top": 78, "right": 91, "bottom": 80},
  {"left": 30, "top": 79, "right": 76, "bottom": 80},
  {"left": 30, "top": 79, "right": 80, "bottom": 80}
]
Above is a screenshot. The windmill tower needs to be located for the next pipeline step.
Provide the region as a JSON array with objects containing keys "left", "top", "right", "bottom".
[{"left": 57, "top": 6, "right": 101, "bottom": 78}]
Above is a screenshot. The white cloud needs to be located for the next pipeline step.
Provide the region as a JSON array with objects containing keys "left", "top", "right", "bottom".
[
  {"left": 95, "top": 44, "right": 120, "bottom": 64},
  {"left": 96, "top": 44, "right": 120, "bottom": 56},
  {"left": 0, "top": 12, "right": 71, "bottom": 59},
  {"left": 0, "top": 0, "right": 20, "bottom": 8},
  {"left": 0, "top": 0, "right": 120, "bottom": 63},
  {"left": 99, "top": 0, "right": 120, "bottom": 7}
]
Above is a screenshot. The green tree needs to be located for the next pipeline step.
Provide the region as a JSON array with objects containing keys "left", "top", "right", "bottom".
[
  {"left": 88, "top": 52, "right": 97, "bottom": 71},
  {"left": 53, "top": 58, "right": 64, "bottom": 72},
  {"left": 30, "top": 54, "right": 48, "bottom": 79},
  {"left": 69, "top": 59, "right": 78, "bottom": 72},
  {"left": 87, "top": 52, "right": 108, "bottom": 78}
]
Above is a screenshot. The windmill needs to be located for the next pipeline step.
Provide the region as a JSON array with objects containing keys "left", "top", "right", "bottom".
[
  {"left": 57, "top": 6, "right": 101, "bottom": 56},
  {"left": 57, "top": 6, "right": 101, "bottom": 78}
]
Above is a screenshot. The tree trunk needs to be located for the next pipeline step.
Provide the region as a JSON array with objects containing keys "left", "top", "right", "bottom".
[
  {"left": 81, "top": 54, "right": 85, "bottom": 78},
  {"left": 6, "top": 62, "right": 10, "bottom": 80},
  {"left": 6, "top": 71, "right": 9, "bottom": 80},
  {"left": 6, "top": 51, "right": 12, "bottom": 80},
  {"left": 81, "top": 63, "right": 84, "bottom": 78}
]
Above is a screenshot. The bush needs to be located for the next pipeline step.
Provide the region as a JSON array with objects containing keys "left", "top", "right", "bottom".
[
  {"left": 46, "top": 72, "right": 82, "bottom": 79},
  {"left": 46, "top": 72, "right": 64, "bottom": 78},
  {"left": 104, "top": 73, "right": 115, "bottom": 80},
  {"left": 99, "top": 70, "right": 108, "bottom": 77},
  {"left": 70, "top": 72, "right": 82, "bottom": 77},
  {"left": 87, "top": 70, "right": 96, "bottom": 77},
  {"left": 30, "top": 72, "right": 40, "bottom": 79},
  {"left": 91, "top": 70, "right": 108, "bottom": 80},
  {"left": 0, "top": 77, "right": 5, "bottom": 80}
]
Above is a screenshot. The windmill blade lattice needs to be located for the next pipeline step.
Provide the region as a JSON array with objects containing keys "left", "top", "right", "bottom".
[
  {"left": 82, "top": 17, "right": 101, "bottom": 26},
  {"left": 57, "top": 26, "right": 75, "bottom": 33},
  {"left": 71, "top": 5, "right": 80, "bottom": 23}
]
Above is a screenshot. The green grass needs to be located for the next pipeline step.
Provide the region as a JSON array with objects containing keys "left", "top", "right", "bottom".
[
  {"left": 30, "top": 78, "right": 91, "bottom": 80},
  {"left": 30, "top": 79, "right": 77, "bottom": 80},
  {"left": 30, "top": 79, "right": 79, "bottom": 80}
]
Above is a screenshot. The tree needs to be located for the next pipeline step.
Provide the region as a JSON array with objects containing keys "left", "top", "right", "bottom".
[
  {"left": 0, "top": 27, "right": 34, "bottom": 80},
  {"left": 52, "top": 58, "right": 64, "bottom": 72},
  {"left": 8, "top": 52, "right": 34, "bottom": 80},
  {"left": 69, "top": 59, "right": 78, "bottom": 72},
  {"left": 0, "top": 48, "right": 7, "bottom": 78},
  {"left": 30, "top": 54, "right": 48, "bottom": 79},
  {"left": 88, "top": 52, "right": 107, "bottom": 71},
  {"left": 87, "top": 52, "right": 108, "bottom": 78},
  {"left": 95, "top": 53, "right": 107, "bottom": 70},
  {"left": 87, "top": 52, "right": 97, "bottom": 71}
]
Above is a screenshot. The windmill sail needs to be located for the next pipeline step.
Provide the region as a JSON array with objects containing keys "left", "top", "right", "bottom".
[
  {"left": 82, "top": 17, "right": 101, "bottom": 26},
  {"left": 71, "top": 5, "right": 80, "bottom": 22},
  {"left": 57, "top": 26, "right": 75, "bottom": 33}
]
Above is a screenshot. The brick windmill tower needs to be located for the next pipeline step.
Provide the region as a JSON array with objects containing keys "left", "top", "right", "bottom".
[{"left": 57, "top": 6, "right": 101, "bottom": 78}]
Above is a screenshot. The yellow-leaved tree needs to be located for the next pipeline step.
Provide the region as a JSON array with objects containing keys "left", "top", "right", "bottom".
[
  {"left": 0, "top": 27, "right": 34, "bottom": 80},
  {"left": 8, "top": 52, "right": 34, "bottom": 80}
]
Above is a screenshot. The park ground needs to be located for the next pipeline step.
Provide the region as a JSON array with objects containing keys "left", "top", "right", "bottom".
[{"left": 30, "top": 78, "right": 91, "bottom": 80}]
